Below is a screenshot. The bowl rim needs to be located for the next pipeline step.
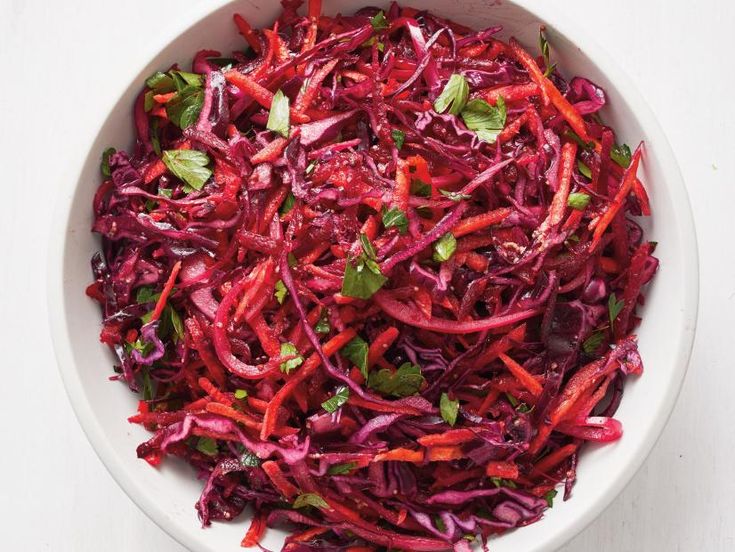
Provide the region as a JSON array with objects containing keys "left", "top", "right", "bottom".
[{"left": 48, "top": 1, "right": 699, "bottom": 551}]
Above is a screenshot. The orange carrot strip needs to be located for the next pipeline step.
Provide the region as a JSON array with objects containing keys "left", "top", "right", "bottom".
[
  {"left": 249, "top": 312, "right": 281, "bottom": 357},
  {"left": 250, "top": 136, "right": 288, "bottom": 164},
  {"left": 531, "top": 444, "right": 578, "bottom": 477},
  {"left": 417, "top": 429, "right": 476, "bottom": 447},
  {"left": 152, "top": 92, "right": 176, "bottom": 104},
  {"left": 224, "top": 71, "right": 310, "bottom": 124},
  {"left": 476, "top": 388, "right": 501, "bottom": 416},
  {"left": 497, "top": 111, "right": 528, "bottom": 144},
  {"left": 149, "top": 260, "right": 181, "bottom": 322},
  {"left": 452, "top": 208, "right": 512, "bottom": 238},
  {"left": 290, "top": 527, "right": 330, "bottom": 543},
  {"left": 463, "top": 251, "right": 489, "bottom": 273},
  {"left": 483, "top": 82, "right": 540, "bottom": 104},
  {"left": 426, "top": 445, "right": 465, "bottom": 462},
  {"left": 498, "top": 353, "right": 544, "bottom": 397},
  {"left": 143, "top": 160, "right": 167, "bottom": 184},
  {"left": 547, "top": 142, "right": 578, "bottom": 227},
  {"left": 294, "top": 59, "right": 339, "bottom": 114},
  {"left": 590, "top": 148, "right": 642, "bottom": 252},
  {"left": 367, "top": 327, "right": 400, "bottom": 368},
  {"left": 198, "top": 377, "right": 233, "bottom": 406},
  {"left": 373, "top": 448, "right": 424, "bottom": 463},
  {"left": 508, "top": 38, "right": 550, "bottom": 106},
  {"left": 262, "top": 460, "right": 299, "bottom": 499},
  {"left": 509, "top": 39, "right": 596, "bottom": 144},
  {"left": 393, "top": 159, "right": 410, "bottom": 210},
  {"left": 261, "top": 329, "right": 356, "bottom": 438},
  {"left": 205, "top": 402, "right": 260, "bottom": 431},
  {"left": 241, "top": 512, "right": 267, "bottom": 547},
  {"left": 485, "top": 461, "right": 520, "bottom": 479},
  {"left": 233, "top": 14, "right": 261, "bottom": 53}
]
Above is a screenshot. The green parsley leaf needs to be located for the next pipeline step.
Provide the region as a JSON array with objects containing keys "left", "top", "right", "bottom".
[
  {"left": 342, "top": 336, "right": 369, "bottom": 377},
  {"left": 440, "top": 189, "right": 472, "bottom": 202},
  {"left": 166, "top": 85, "right": 204, "bottom": 129},
  {"left": 141, "top": 366, "right": 156, "bottom": 401},
  {"left": 361, "top": 36, "right": 384, "bottom": 51},
  {"left": 136, "top": 286, "right": 160, "bottom": 304},
  {"left": 391, "top": 128, "right": 405, "bottom": 150},
  {"left": 368, "top": 362, "right": 425, "bottom": 398},
  {"left": 267, "top": 89, "right": 290, "bottom": 138},
  {"left": 341, "top": 257, "right": 388, "bottom": 300},
  {"left": 505, "top": 392, "right": 520, "bottom": 408},
  {"left": 159, "top": 188, "right": 173, "bottom": 199},
  {"left": 460, "top": 96, "right": 506, "bottom": 144},
  {"left": 370, "top": 11, "right": 389, "bottom": 32},
  {"left": 172, "top": 71, "right": 203, "bottom": 89},
  {"left": 577, "top": 160, "right": 592, "bottom": 179},
  {"left": 360, "top": 233, "right": 378, "bottom": 260},
  {"left": 539, "top": 28, "right": 556, "bottom": 77},
  {"left": 315, "top": 310, "right": 330, "bottom": 334},
  {"left": 162, "top": 149, "right": 212, "bottom": 191},
  {"left": 544, "top": 489, "right": 558, "bottom": 508},
  {"left": 382, "top": 207, "right": 408, "bottom": 234},
  {"left": 234, "top": 389, "right": 248, "bottom": 400},
  {"left": 434, "top": 515, "right": 447, "bottom": 532},
  {"left": 287, "top": 252, "right": 298, "bottom": 267},
  {"left": 150, "top": 118, "right": 162, "bottom": 156},
  {"left": 293, "top": 493, "right": 329, "bottom": 509},
  {"left": 280, "top": 192, "right": 295, "bottom": 215},
  {"left": 433, "top": 232, "right": 457, "bottom": 263},
  {"left": 440, "top": 392, "right": 459, "bottom": 426},
  {"left": 611, "top": 143, "right": 632, "bottom": 168},
  {"left": 608, "top": 292, "right": 625, "bottom": 329},
  {"left": 327, "top": 462, "right": 358, "bottom": 475},
  {"left": 280, "top": 342, "right": 304, "bottom": 374},
  {"left": 434, "top": 74, "right": 469, "bottom": 115},
  {"left": 168, "top": 305, "right": 185, "bottom": 342},
  {"left": 582, "top": 331, "right": 605, "bottom": 355},
  {"left": 563, "top": 129, "right": 594, "bottom": 150},
  {"left": 321, "top": 386, "right": 350, "bottom": 413},
  {"left": 274, "top": 280, "right": 288, "bottom": 304},
  {"left": 411, "top": 178, "right": 432, "bottom": 197},
  {"left": 196, "top": 437, "right": 218, "bottom": 456},
  {"left": 517, "top": 402, "right": 533, "bottom": 413},
  {"left": 146, "top": 71, "right": 175, "bottom": 92},
  {"left": 144, "top": 90, "right": 155, "bottom": 112},
  {"left": 567, "top": 192, "right": 591, "bottom": 210},
  {"left": 240, "top": 450, "right": 260, "bottom": 467},
  {"left": 490, "top": 477, "right": 518, "bottom": 489},
  {"left": 101, "top": 147, "right": 116, "bottom": 177}
]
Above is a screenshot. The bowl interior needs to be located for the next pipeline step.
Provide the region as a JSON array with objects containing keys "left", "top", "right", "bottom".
[{"left": 49, "top": 1, "right": 698, "bottom": 551}]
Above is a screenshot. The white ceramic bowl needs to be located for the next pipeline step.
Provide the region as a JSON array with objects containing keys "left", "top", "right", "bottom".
[{"left": 48, "top": 1, "right": 699, "bottom": 551}]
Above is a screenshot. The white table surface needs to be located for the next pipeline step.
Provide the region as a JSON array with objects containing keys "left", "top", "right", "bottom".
[{"left": 1, "top": 0, "right": 733, "bottom": 550}]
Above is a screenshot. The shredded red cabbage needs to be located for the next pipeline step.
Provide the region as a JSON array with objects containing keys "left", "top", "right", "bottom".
[{"left": 87, "top": 1, "right": 658, "bottom": 550}]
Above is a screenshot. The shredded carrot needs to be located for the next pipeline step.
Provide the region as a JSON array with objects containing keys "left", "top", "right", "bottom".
[
  {"left": 367, "top": 326, "right": 399, "bottom": 368},
  {"left": 452, "top": 208, "right": 512, "bottom": 237},
  {"left": 149, "top": 260, "right": 181, "bottom": 323},
  {"left": 498, "top": 353, "right": 544, "bottom": 397}
]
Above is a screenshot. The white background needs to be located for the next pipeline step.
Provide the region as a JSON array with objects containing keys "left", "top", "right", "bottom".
[{"left": 1, "top": 0, "right": 733, "bottom": 550}]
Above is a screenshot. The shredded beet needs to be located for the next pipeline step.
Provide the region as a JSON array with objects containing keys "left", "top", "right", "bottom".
[{"left": 88, "top": 1, "right": 658, "bottom": 549}]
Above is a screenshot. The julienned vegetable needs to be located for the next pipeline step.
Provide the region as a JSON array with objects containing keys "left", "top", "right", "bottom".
[{"left": 87, "top": 1, "right": 658, "bottom": 550}]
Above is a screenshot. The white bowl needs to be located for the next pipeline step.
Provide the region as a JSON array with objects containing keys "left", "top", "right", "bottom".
[{"left": 48, "top": 1, "right": 699, "bottom": 551}]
